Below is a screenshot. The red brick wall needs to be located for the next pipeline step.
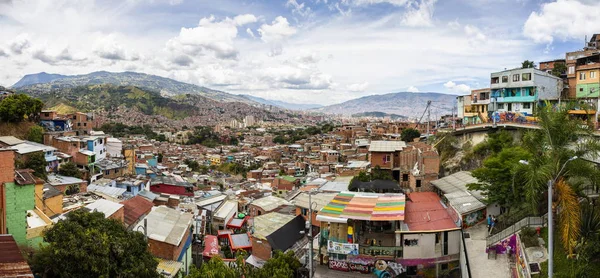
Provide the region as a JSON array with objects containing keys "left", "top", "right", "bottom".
[
  {"left": 148, "top": 228, "right": 191, "bottom": 260},
  {"left": 370, "top": 152, "right": 393, "bottom": 169},
  {"left": 0, "top": 149, "right": 14, "bottom": 234},
  {"left": 248, "top": 204, "right": 266, "bottom": 218},
  {"left": 108, "top": 206, "right": 125, "bottom": 223},
  {"left": 251, "top": 236, "right": 272, "bottom": 261}
]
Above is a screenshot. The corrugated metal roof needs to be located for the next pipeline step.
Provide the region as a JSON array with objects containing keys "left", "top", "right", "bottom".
[
  {"left": 250, "top": 195, "right": 291, "bottom": 211},
  {"left": 213, "top": 200, "right": 238, "bottom": 220},
  {"left": 252, "top": 212, "right": 296, "bottom": 240},
  {"left": 87, "top": 184, "right": 126, "bottom": 198},
  {"left": 121, "top": 196, "right": 154, "bottom": 227},
  {"left": 444, "top": 191, "right": 486, "bottom": 214},
  {"left": 319, "top": 192, "right": 405, "bottom": 221},
  {"left": 291, "top": 192, "right": 336, "bottom": 211},
  {"left": 156, "top": 259, "right": 183, "bottom": 278},
  {"left": 404, "top": 192, "right": 459, "bottom": 232},
  {"left": 135, "top": 206, "right": 193, "bottom": 246},
  {"left": 229, "top": 233, "right": 252, "bottom": 249},
  {"left": 0, "top": 136, "right": 24, "bottom": 146},
  {"left": 368, "top": 141, "right": 406, "bottom": 152},
  {"left": 0, "top": 235, "right": 34, "bottom": 278},
  {"left": 430, "top": 171, "right": 485, "bottom": 201},
  {"left": 85, "top": 199, "right": 124, "bottom": 218}
]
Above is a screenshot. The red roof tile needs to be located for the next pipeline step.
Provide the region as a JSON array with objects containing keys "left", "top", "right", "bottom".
[
  {"left": 404, "top": 192, "right": 459, "bottom": 232},
  {"left": 120, "top": 195, "right": 154, "bottom": 227},
  {"left": 0, "top": 235, "right": 34, "bottom": 278}
]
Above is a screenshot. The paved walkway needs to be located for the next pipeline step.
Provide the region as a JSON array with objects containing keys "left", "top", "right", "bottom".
[{"left": 465, "top": 223, "right": 512, "bottom": 278}]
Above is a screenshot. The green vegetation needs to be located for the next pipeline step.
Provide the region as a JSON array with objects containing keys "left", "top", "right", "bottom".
[
  {"left": 519, "top": 227, "right": 540, "bottom": 247},
  {"left": 522, "top": 60, "right": 535, "bottom": 69},
  {"left": 32, "top": 84, "right": 198, "bottom": 120},
  {"left": 16, "top": 152, "right": 47, "bottom": 180},
  {"left": 187, "top": 126, "right": 240, "bottom": 147},
  {"left": 469, "top": 102, "right": 600, "bottom": 274},
  {"left": 272, "top": 123, "right": 335, "bottom": 144},
  {"left": 27, "top": 125, "right": 44, "bottom": 143},
  {"left": 58, "top": 162, "right": 83, "bottom": 179},
  {"left": 551, "top": 62, "right": 567, "bottom": 77},
  {"left": 187, "top": 250, "right": 301, "bottom": 278},
  {"left": 401, "top": 128, "right": 421, "bottom": 143},
  {"left": 0, "top": 94, "right": 43, "bottom": 122},
  {"left": 99, "top": 123, "right": 166, "bottom": 141},
  {"left": 350, "top": 166, "right": 394, "bottom": 185},
  {"left": 28, "top": 209, "right": 159, "bottom": 278}
]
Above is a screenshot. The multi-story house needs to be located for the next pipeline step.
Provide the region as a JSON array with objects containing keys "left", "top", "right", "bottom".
[
  {"left": 468, "top": 88, "right": 491, "bottom": 124},
  {"left": 566, "top": 34, "right": 600, "bottom": 99},
  {"left": 572, "top": 53, "right": 600, "bottom": 124},
  {"left": 490, "top": 68, "right": 563, "bottom": 119},
  {"left": 368, "top": 141, "right": 407, "bottom": 182},
  {"left": 539, "top": 59, "right": 566, "bottom": 76}
]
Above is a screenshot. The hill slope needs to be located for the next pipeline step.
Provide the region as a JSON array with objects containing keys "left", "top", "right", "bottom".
[
  {"left": 313, "top": 92, "right": 457, "bottom": 119},
  {"left": 12, "top": 71, "right": 254, "bottom": 104},
  {"left": 352, "top": 111, "right": 407, "bottom": 120},
  {"left": 12, "top": 72, "right": 68, "bottom": 87},
  {"left": 239, "top": 94, "right": 323, "bottom": 110}
]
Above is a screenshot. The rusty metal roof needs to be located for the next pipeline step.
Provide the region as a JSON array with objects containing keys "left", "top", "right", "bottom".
[{"left": 0, "top": 235, "right": 34, "bottom": 277}]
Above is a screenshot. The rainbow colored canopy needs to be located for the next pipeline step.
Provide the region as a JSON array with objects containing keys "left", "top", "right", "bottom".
[{"left": 319, "top": 192, "right": 405, "bottom": 221}]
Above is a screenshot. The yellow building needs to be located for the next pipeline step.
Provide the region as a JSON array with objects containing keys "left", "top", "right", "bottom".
[
  {"left": 123, "top": 147, "right": 136, "bottom": 175},
  {"left": 35, "top": 183, "right": 63, "bottom": 218},
  {"left": 209, "top": 154, "right": 222, "bottom": 166}
]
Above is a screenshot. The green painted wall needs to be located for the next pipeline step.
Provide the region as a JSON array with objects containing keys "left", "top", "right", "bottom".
[
  {"left": 576, "top": 83, "right": 600, "bottom": 98},
  {"left": 4, "top": 182, "right": 35, "bottom": 246}
]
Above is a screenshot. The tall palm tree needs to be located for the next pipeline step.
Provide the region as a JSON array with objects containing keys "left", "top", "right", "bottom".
[{"left": 520, "top": 102, "right": 600, "bottom": 254}]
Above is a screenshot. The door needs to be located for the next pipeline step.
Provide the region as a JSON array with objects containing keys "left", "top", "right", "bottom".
[
  {"left": 507, "top": 103, "right": 512, "bottom": 111},
  {"left": 443, "top": 231, "right": 449, "bottom": 255}
]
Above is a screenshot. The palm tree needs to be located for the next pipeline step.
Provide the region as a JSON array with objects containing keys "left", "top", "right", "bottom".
[{"left": 520, "top": 102, "right": 600, "bottom": 254}]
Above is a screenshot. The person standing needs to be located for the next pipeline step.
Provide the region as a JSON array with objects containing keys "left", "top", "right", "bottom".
[{"left": 487, "top": 215, "right": 492, "bottom": 232}]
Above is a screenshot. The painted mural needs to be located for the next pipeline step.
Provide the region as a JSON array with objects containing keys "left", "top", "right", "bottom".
[
  {"left": 462, "top": 209, "right": 485, "bottom": 229},
  {"left": 486, "top": 234, "right": 517, "bottom": 255},
  {"left": 489, "top": 111, "right": 533, "bottom": 124}
]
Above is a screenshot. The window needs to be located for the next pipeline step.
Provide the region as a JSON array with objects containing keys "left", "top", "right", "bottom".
[
  {"left": 522, "top": 73, "right": 531, "bottom": 81},
  {"left": 580, "top": 87, "right": 584, "bottom": 92},
  {"left": 77, "top": 123, "right": 81, "bottom": 126},
  {"left": 384, "top": 155, "right": 391, "bottom": 163},
  {"left": 568, "top": 66, "right": 575, "bottom": 74},
  {"left": 105, "top": 170, "right": 109, "bottom": 175},
  {"left": 580, "top": 72, "right": 586, "bottom": 80},
  {"left": 592, "top": 71, "right": 597, "bottom": 79},
  {"left": 402, "top": 174, "right": 408, "bottom": 181},
  {"left": 301, "top": 208, "right": 308, "bottom": 215},
  {"left": 498, "top": 103, "right": 505, "bottom": 109},
  {"left": 523, "top": 103, "right": 531, "bottom": 109},
  {"left": 416, "top": 180, "right": 422, "bottom": 188},
  {"left": 404, "top": 239, "right": 418, "bottom": 246},
  {"left": 44, "top": 113, "right": 49, "bottom": 117},
  {"left": 83, "top": 123, "right": 87, "bottom": 127},
  {"left": 491, "top": 77, "right": 499, "bottom": 84},
  {"left": 512, "top": 74, "right": 520, "bottom": 82},
  {"left": 501, "top": 76, "right": 508, "bottom": 83}
]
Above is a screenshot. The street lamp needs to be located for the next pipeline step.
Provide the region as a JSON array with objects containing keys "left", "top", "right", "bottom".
[
  {"left": 304, "top": 189, "right": 320, "bottom": 278},
  {"left": 519, "top": 156, "right": 577, "bottom": 278}
]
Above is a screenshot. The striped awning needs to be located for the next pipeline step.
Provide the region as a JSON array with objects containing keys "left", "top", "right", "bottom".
[{"left": 318, "top": 192, "right": 405, "bottom": 221}]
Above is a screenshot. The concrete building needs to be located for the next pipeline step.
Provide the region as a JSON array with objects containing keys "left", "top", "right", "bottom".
[
  {"left": 566, "top": 34, "right": 600, "bottom": 98},
  {"left": 248, "top": 195, "right": 292, "bottom": 218},
  {"left": 490, "top": 67, "right": 563, "bottom": 118},
  {"left": 461, "top": 88, "right": 491, "bottom": 125}
]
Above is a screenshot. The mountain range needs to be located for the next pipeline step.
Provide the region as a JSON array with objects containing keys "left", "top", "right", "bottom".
[
  {"left": 238, "top": 94, "right": 323, "bottom": 110},
  {"left": 12, "top": 71, "right": 253, "bottom": 104},
  {"left": 313, "top": 92, "right": 457, "bottom": 119},
  {"left": 11, "top": 71, "right": 457, "bottom": 118}
]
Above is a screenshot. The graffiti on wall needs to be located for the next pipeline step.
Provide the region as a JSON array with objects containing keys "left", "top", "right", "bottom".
[
  {"left": 486, "top": 234, "right": 517, "bottom": 255},
  {"left": 462, "top": 209, "right": 485, "bottom": 228},
  {"left": 489, "top": 111, "right": 531, "bottom": 124}
]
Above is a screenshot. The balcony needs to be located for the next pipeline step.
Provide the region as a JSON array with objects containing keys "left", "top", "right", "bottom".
[{"left": 471, "top": 98, "right": 490, "bottom": 105}]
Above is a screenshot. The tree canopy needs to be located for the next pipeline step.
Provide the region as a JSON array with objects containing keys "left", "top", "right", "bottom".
[
  {"left": 186, "top": 250, "right": 301, "bottom": 278},
  {"left": 0, "top": 94, "right": 44, "bottom": 122},
  {"left": 27, "top": 125, "right": 44, "bottom": 143},
  {"left": 16, "top": 151, "right": 47, "bottom": 180},
  {"left": 29, "top": 209, "right": 159, "bottom": 278},
  {"left": 521, "top": 60, "right": 536, "bottom": 69},
  {"left": 58, "top": 161, "right": 83, "bottom": 179},
  {"left": 401, "top": 128, "right": 421, "bottom": 143}
]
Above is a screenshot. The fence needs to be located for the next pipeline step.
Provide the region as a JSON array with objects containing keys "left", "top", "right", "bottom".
[{"left": 486, "top": 214, "right": 547, "bottom": 247}]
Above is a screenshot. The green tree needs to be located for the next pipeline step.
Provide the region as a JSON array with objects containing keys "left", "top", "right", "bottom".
[
  {"left": 252, "top": 250, "right": 301, "bottom": 278},
  {"left": 58, "top": 162, "right": 82, "bottom": 179},
  {"left": 468, "top": 146, "right": 531, "bottom": 211},
  {"left": 401, "top": 128, "right": 421, "bottom": 142},
  {"left": 551, "top": 62, "right": 567, "bottom": 77},
  {"left": 157, "top": 153, "right": 164, "bottom": 163},
  {"left": 519, "top": 102, "right": 600, "bottom": 255},
  {"left": 522, "top": 60, "right": 536, "bottom": 69},
  {"left": 0, "top": 94, "right": 44, "bottom": 122},
  {"left": 273, "top": 135, "right": 285, "bottom": 144},
  {"left": 27, "top": 125, "right": 44, "bottom": 143},
  {"left": 29, "top": 209, "right": 159, "bottom": 278},
  {"left": 184, "top": 159, "right": 200, "bottom": 172},
  {"left": 17, "top": 152, "right": 47, "bottom": 180}
]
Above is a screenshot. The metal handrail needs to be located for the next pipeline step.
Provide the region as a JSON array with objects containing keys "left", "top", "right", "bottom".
[{"left": 486, "top": 214, "right": 547, "bottom": 247}]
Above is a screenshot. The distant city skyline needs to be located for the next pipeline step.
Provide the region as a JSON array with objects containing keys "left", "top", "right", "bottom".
[{"left": 0, "top": 0, "right": 598, "bottom": 105}]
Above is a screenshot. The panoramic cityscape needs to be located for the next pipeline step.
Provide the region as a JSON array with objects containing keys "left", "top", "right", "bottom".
[{"left": 1, "top": 0, "right": 600, "bottom": 278}]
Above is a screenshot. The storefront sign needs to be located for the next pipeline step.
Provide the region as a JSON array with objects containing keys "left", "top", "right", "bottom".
[
  {"left": 328, "top": 259, "right": 349, "bottom": 272},
  {"left": 327, "top": 240, "right": 359, "bottom": 255},
  {"left": 349, "top": 263, "right": 371, "bottom": 274}
]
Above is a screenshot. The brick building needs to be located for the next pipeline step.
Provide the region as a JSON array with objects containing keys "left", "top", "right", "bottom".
[
  {"left": 248, "top": 195, "right": 292, "bottom": 218},
  {"left": 84, "top": 199, "right": 125, "bottom": 223},
  {"left": 250, "top": 213, "right": 308, "bottom": 261}
]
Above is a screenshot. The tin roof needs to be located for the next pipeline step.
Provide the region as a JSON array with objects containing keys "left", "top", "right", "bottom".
[
  {"left": 214, "top": 200, "right": 238, "bottom": 220},
  {"left": 291, "top": 192, "right": 336, "bottom": 211},
  {"left": 229, "top": 233, "right": 252, "bottom": 249},
  {"left": 404, "top": 192, "right": 459, "bottom": 232},
  {"left": 430, "top": 171, "right": 485, "bottom": 201},
  {"left": 368, "top": 141, "right": 406, "bottom": 152},
  {"left": 120, "top": 196, "right": 154, "bottom": 227},
  {"left": 156, "top": 259, "right": 183, "bottom": 278},
  {"left": 85, "top": 199, "right": 124, "bottom": 219},
  {"left": 136, "top": 206, "right": 193, "bottom": 246},
  {"left": 250, "top": 195, "right": 291, "bottom": 211},
  {"left": 252, "top": 212, "right": 296, "bottom": 240},
  {"left": 0, "top": 136, "right": 24, "bottom": 146},
  {"left": 0, "top": 235, "right": 34, "bottom": 278}
]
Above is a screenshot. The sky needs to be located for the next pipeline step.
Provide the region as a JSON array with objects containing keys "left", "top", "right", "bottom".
[{"left": 0, "top": 0, "right": 599, "bottom": 105}]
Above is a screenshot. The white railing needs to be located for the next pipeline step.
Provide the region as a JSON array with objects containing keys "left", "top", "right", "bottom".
[{"left": 486, "top": 214, "right": 547, "bottom": 247}]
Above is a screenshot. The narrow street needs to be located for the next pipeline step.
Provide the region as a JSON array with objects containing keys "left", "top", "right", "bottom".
[{"left": 465, "top": 223, "right": 512, "bottom": 278}]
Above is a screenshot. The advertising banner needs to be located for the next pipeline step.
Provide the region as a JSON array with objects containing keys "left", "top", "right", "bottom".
[{"left": 327, "top": 240, "right": 359, "bottom": 255}]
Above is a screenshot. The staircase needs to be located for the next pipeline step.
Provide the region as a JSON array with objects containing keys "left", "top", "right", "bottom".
[
  {"left": 478, "top": 111, "right": 488, "bottom": 123},
  {"left": 486, "top": 214, "right": 547, "bottom": 247}
]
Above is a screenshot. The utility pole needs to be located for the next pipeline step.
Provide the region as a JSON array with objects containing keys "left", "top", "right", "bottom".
[
  {"left": 308, "top": 192, "right": 314, "bottom": 278},
  {"left": 426, "top": 103, "right": 431, "bottom": 137}
]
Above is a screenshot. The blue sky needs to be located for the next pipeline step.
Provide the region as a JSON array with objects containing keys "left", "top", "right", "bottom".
[{"left": 0, "top": 0, "right": 599, "bottom": 105}]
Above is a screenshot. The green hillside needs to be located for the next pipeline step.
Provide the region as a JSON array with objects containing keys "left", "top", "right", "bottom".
[{"left": 28, "top": 84, "right": 198, "bottom": 120}]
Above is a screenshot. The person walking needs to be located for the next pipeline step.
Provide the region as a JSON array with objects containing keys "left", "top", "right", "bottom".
[
  {"left": 487, "top": 215, "right": 492, "bottom": 233},
  {"left": 490, "top": 215, "right": 497, "bottom": 233}
]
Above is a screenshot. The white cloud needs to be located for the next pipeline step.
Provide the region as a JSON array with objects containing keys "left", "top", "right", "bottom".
[
  {"left": 32, "top": 47, "right": 86, "bottom": 65},
  {"left": 93, "top": 34, "right": 140, "bottom": 61},
  {"left": 447, "top": 20, "right": 460, "bottom": 30},
  {"left": 443, "top": 81, "right": 471, "bottom": 94},
  {"left": 258, "top": 16, "right": 297, "bottom": 56},
  {"left": 406, "top": 86, "right": 419, "bottom": 92},
  {"left": 246, "top": 28, "right": 255, "bottom": 38},
  {"left": 167, "top": 14, "right": 257, "bottom": 60},
  {"left": 286, "top": 0, "right": 314, "bottom": 18},
  {"left": 262, "top": 65, "right": 333, "bottom": 90},
  {"left": 401, "top": 0, "right": 437, "bottom": 27},
  {"left": 9, "top": 33, "right": 31, "bottom": 54},
  {"left": 464, "top": 25, "right": 486, "bottom": 41},
  {"left": 523, "top": 0, "right": 600, "bottom": 44},
  {"left": 347, "top": 82, "right": 369, "bottom": 92},
  {"left": 351, "top": 0, "right": 410, "bottom": 6}
]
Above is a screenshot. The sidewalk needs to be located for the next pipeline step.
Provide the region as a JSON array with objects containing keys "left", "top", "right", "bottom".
[{"left": 465, "top": 223, "right": 511, "bottom": 278}]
